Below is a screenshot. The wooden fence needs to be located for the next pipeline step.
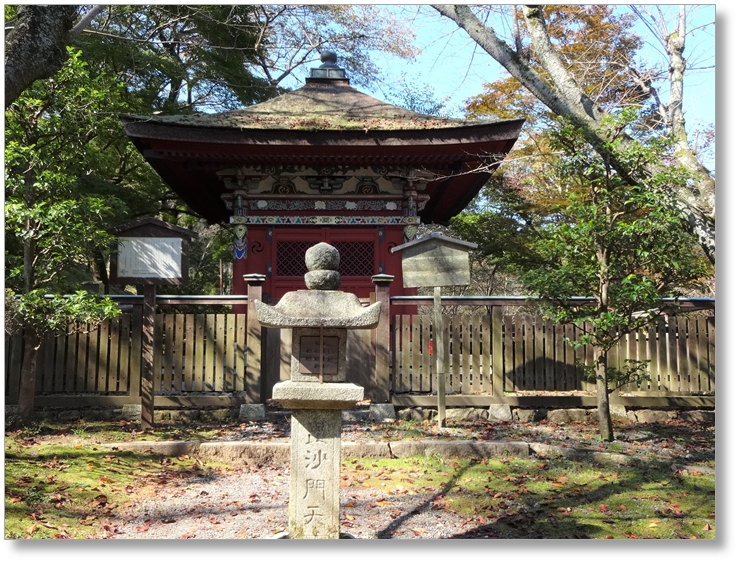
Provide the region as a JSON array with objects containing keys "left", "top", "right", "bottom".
[
  {"left": 391, "top": 312, "right": 715, "bottom": 397},
  {"left": 5, "top": 293, "right": 716, "bottom": 411},
  {"left": 4, "top": 312, "right": 253, "bottom": 399}
]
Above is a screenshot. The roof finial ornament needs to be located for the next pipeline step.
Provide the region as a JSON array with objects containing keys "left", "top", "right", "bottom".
[
  {"left": 310, "top": 50, "right": 347, "bottom": 81},
  {"left": 320, "top": 50, "right": 339, "bottom": 67}
]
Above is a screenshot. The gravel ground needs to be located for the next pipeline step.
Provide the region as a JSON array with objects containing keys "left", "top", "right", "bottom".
[
  {"left": 109, "top": 464, "right": 475, "bottom": 540},
  {"left": 102, "top": 413, "right": 714, "bottom": 540}
]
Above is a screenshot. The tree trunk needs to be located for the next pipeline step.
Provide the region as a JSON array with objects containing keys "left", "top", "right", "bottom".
[
  {"left": 17, "top": 324, "right": 42, "bottom": 423},
  {"left": 4, "top": 5, "right": 79, "bottom": 108},
  {"left": 594, "top": 346, "right": 614, "bottom": 441}
]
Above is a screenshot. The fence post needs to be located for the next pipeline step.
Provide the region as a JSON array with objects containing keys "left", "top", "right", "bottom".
[
  {"left": 434, "top": 286, "right": 446, "bottom": 428},
  {"left": 140, "top": 285, "right": 156, "bottom": 429},
  {"left": 492, "top": 307, "right": 503, "bottom": 396},
  {"left": 372, "top": 274, "right": 394, "bottom": 403},
  {"left": 245, "top": 274, "right": 266, "bottom": 403}
]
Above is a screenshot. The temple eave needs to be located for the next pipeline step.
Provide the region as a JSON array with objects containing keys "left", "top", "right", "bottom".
[{"left": 122, "top": 117, "right": 525, "bottom": 145}]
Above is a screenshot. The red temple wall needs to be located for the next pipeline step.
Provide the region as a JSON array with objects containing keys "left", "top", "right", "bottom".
[{"left": 232, "top": 225, "right": 415, "bottom": 315}]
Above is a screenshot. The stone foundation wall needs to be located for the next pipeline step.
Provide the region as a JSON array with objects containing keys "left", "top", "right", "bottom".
[{"left": 396, "top": 406, "right": 715, "bottom": 425}]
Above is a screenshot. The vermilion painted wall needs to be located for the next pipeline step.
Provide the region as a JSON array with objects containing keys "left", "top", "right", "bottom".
[{"left": 232, "top": 225, "right": 415, "bottom": 316}]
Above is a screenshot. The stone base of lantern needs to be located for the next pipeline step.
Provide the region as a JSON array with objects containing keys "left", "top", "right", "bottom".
[
  {"left": 272, "top": 381, "right": 364, "bottom": 539},
  {"left": 287, "top": 409, "right": 342, "bottom": 539},
  {"left": 272, "top": 380, "right": 364, "bottom": 410}
]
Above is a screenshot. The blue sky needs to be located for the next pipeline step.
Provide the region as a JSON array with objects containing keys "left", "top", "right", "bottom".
[
  {"left": 357, "top": 4, "right": 716, "bottom": 176},
  {"left": 376, "top": 5, "right": 716, "bottom": 133}
]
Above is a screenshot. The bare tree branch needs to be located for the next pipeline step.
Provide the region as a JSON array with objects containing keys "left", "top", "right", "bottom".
[
  {"left": 433, "top": 4, "right": 715, "bottom": 264},
  {"left": 67, "top": 5, "right": 105, "bottom": 41}
]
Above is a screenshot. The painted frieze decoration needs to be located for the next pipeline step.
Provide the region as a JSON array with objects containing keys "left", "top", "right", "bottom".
[
  {"left": 229, "top": 215, "right": 419, "bottom": 226},
  {"left": 219, "top": 164, "right": 431, "bottom": 228}
]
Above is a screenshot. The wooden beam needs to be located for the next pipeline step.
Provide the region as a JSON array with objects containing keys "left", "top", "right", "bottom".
[{"left": 26, "top": 395, "right": 247, "bottom": 408}]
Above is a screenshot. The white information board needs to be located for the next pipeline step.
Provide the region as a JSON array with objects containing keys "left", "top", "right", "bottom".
[{"left": 117, "top": 237, "right": 182, "bottom": 279}]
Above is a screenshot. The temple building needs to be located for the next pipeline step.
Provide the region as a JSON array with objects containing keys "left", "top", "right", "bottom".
[{"left": 121, "top": 52, "right": 523, "bottom": 310}]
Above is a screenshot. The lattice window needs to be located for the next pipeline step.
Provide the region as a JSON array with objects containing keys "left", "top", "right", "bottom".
[
  {"left": 276, "top": 240, "right": 375, "bottom": 277},
  {"left": 334, "top": 241, "right": 375, "bottom": 277},
  {"left": 276, "top": 241, "right": 314, "bottom": 276}
]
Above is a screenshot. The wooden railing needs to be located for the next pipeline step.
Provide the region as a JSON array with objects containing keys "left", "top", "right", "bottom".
[
  {"left": 391, "top": 312, "right": 715, "bottom": 396},
  {"left": 4, "top": 311, "right": 254, "bottom": 404},
  {"left": 5, "top": 292, "right": 715, "bottom": 411},
  {"left": 4, "top": 294, "right": 262, "bottom": 409}
]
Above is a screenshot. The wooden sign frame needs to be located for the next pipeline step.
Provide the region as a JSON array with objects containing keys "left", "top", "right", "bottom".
[
  {"left": 109, "top": 218, "right": 197, "bottom": 286},
  {"left": 108, "top": 218, "right": 197, "bottom": 429},
  {"left": 390, "top": 233, "right": 477, "bottom": 428},
  {"left": 390, "top": 233, "right": 477, "bottom": 289}
]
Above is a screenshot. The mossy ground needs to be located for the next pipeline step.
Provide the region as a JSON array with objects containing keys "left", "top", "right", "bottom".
[
  {"left": 341, "top": 456, "right": 715, "bottom": 539},
  {"left": 5, "top": 417, "right": 715, "bottom": 539}
]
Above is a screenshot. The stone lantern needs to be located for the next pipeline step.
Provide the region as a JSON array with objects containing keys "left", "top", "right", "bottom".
[{"left": 254, "top": 242, "right": 381, "bottom": 539}]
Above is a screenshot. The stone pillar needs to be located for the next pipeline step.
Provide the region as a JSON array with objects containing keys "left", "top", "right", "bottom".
[
  {"left": 245, "top": 274, "right": 266, "bottom": 403},
  {"left": 372, "top": 274, "right": 394, "bottom": 403},
  {"left": 272, "top": 380, "right": 364, "bottom": 539},
  {"left": 289, "top": 409, "right": 342, "bottom": 539}
]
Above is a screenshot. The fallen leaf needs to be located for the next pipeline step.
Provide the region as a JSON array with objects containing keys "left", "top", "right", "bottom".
[
  {"left": 78, "top": 515, "right": 97, "bottom": 525},
  {"left": 102, "top": 523, "right": 120, "bottom": 537}
]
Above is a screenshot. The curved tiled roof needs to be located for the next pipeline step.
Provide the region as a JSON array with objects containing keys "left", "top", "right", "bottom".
[
  {"left": 123, "top": 78, "right": 497, "bottom": 132},
  {"left": 121, "top": 73, "right": 524, "bottom": 225}
]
